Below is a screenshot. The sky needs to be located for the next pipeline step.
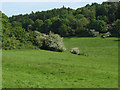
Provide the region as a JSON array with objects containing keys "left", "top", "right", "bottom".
[{"left": 0, "top": 0, "right": 106, "bottom": 17}]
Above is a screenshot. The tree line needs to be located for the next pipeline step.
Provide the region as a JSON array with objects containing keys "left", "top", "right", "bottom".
[{"left": 1, "top": 2, "right": 120, "bottom": 50}]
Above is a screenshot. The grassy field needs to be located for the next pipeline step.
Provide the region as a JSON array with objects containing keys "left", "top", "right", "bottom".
[{"left": 2, "top": 37, "right": 118, "bottom": 88}]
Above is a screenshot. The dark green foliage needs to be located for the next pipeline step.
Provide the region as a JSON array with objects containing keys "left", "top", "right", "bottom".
[
  {"left": 117, "top": 2, "right": 120, "bottom": 19},
  {"left": 109, "top": 19, "right": 120, "bottom": 37},
  {"left": 11, "top": 21, "right": 22, "bottom": 27},
  {"left": 1, "top": 1, "right": 120, "bottom": 50},
  {"left": 15, "top": 2, "right": 120, "bottom": 36},
  {"left": 8, "top": 2, "right": 120, "bottom": 37},
  {"left": 41, "top": 19, "right": 52, "bottom": 34},
  {"left": 89, "top": 19, "right": 107, "bottom": 33},
  {"left": 33, "top": 19, "right": 43, "bottom": 31},
  {"left": 22, "top": 18, "right": 34, "bottom": 31},
  {"left": 80, "top": 6, "right": 96, "bottom": 19},
  {"left": 10, "top": 26, "right": 28, "bottom": 43},
  {"left": 115, "top": 19, "right": 120, "bottom": 37},
  {"left": 58, "top": 23, "right": 68, "bottom": 37},
  {"left": 2, "top": 36, "right": 19, "bottom": 50},
  {"left": 76, "top": 17, "right": 90, "bottom": 36},
  {"left": 1, "top": 13, "right": 36, "bottom": 50},
  {"left": 50, "top": 18, "right": 62, "bottom": 34}
]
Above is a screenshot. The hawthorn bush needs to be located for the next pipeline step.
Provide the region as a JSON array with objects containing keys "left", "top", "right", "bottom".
[{"left": 34, "top": 31, "right": 66, "bottom": 52}]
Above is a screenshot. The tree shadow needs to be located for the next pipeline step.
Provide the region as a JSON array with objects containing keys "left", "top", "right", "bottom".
[{"left": 114, "top": 40, "right": 120, "bottom": 41}]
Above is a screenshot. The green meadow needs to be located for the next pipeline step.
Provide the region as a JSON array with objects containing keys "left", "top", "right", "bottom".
[{"left": 2, "top": 37, "right": 118, "bottom": 88}]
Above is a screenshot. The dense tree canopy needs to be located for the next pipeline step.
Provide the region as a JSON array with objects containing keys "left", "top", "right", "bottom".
[
  {"left": 89, "top": 19, "right": 107, "bottom": 33},
  {"left": 1, "top": 2, "right": 120, "bottom": 50}
]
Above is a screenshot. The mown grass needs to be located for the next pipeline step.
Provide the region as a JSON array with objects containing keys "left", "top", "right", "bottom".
[{"left": 2, "top": 37, "right": 118, "bottom": 88}]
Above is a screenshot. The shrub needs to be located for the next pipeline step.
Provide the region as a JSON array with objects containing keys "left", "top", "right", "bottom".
[
  {"left": 17, "top": 42, "right": 39, "bottom": 49},
  {"left": 34, "top": 31, "right": 66, "bottom": 52},
  {"left": 101, "top": 32, "right": 111, "bottom": 38},
  {"left": 89, "top": 29, "right": 99, "bottom": 37},
  {"left": 33, "top": 31, "right": 46, "bottom": 48},
  {"left": 35, "top": 35, "right": 46, "bottom": 48},
  {"left": 42, "top": 32, "right": 66, "bottom": 52},
  {"left": 2, "top": 36, "right": 20, "bottom": 50}
]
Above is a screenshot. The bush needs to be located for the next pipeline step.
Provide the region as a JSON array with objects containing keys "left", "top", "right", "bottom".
[
  {"left": 2, "top": 36, "right": 20, "bottom": 50},
  {"left": 35, "top": 35, "right": 46, "bottom": 48},
  {"left": 89, "top": 29, "right": 99, "bottom": 37},
  {"left": 17, "top": 42, "right": 39, "bottom": 49},
  {"left": 101, "top": 32, "right": 111, "bottom": 38},
  {"left": 42, "top": 32, "right": 66, "bottom": 52},
  {"left": 34, "top": 31, "right": 66, "bottom": 52}
]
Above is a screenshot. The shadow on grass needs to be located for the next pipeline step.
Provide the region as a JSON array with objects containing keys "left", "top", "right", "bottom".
[
  {"left": 113, "top": 40, "right": 120, "bottom": 41},
  {"left": 64, "top": 36, "right": 95, "bottom": 39}
]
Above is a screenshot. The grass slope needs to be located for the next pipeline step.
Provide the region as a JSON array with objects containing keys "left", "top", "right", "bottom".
[{"left": 2, "top": 37, "right": 118, "bottom": 88}]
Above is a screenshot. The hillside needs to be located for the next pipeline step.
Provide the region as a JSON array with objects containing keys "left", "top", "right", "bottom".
[
  {"left": 1, "top": 2, "right": 120, "bottom": 50},
  {"left": 1, "top": 2, "right": 119, "bottom": 88},
  {"left": 2, "top": 37, "right": 118, "bottom": 88}
]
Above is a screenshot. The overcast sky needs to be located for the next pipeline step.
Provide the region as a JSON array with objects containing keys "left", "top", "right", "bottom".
[{"left": 0, "top": 0, "right": 106, "bottom": 17}]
